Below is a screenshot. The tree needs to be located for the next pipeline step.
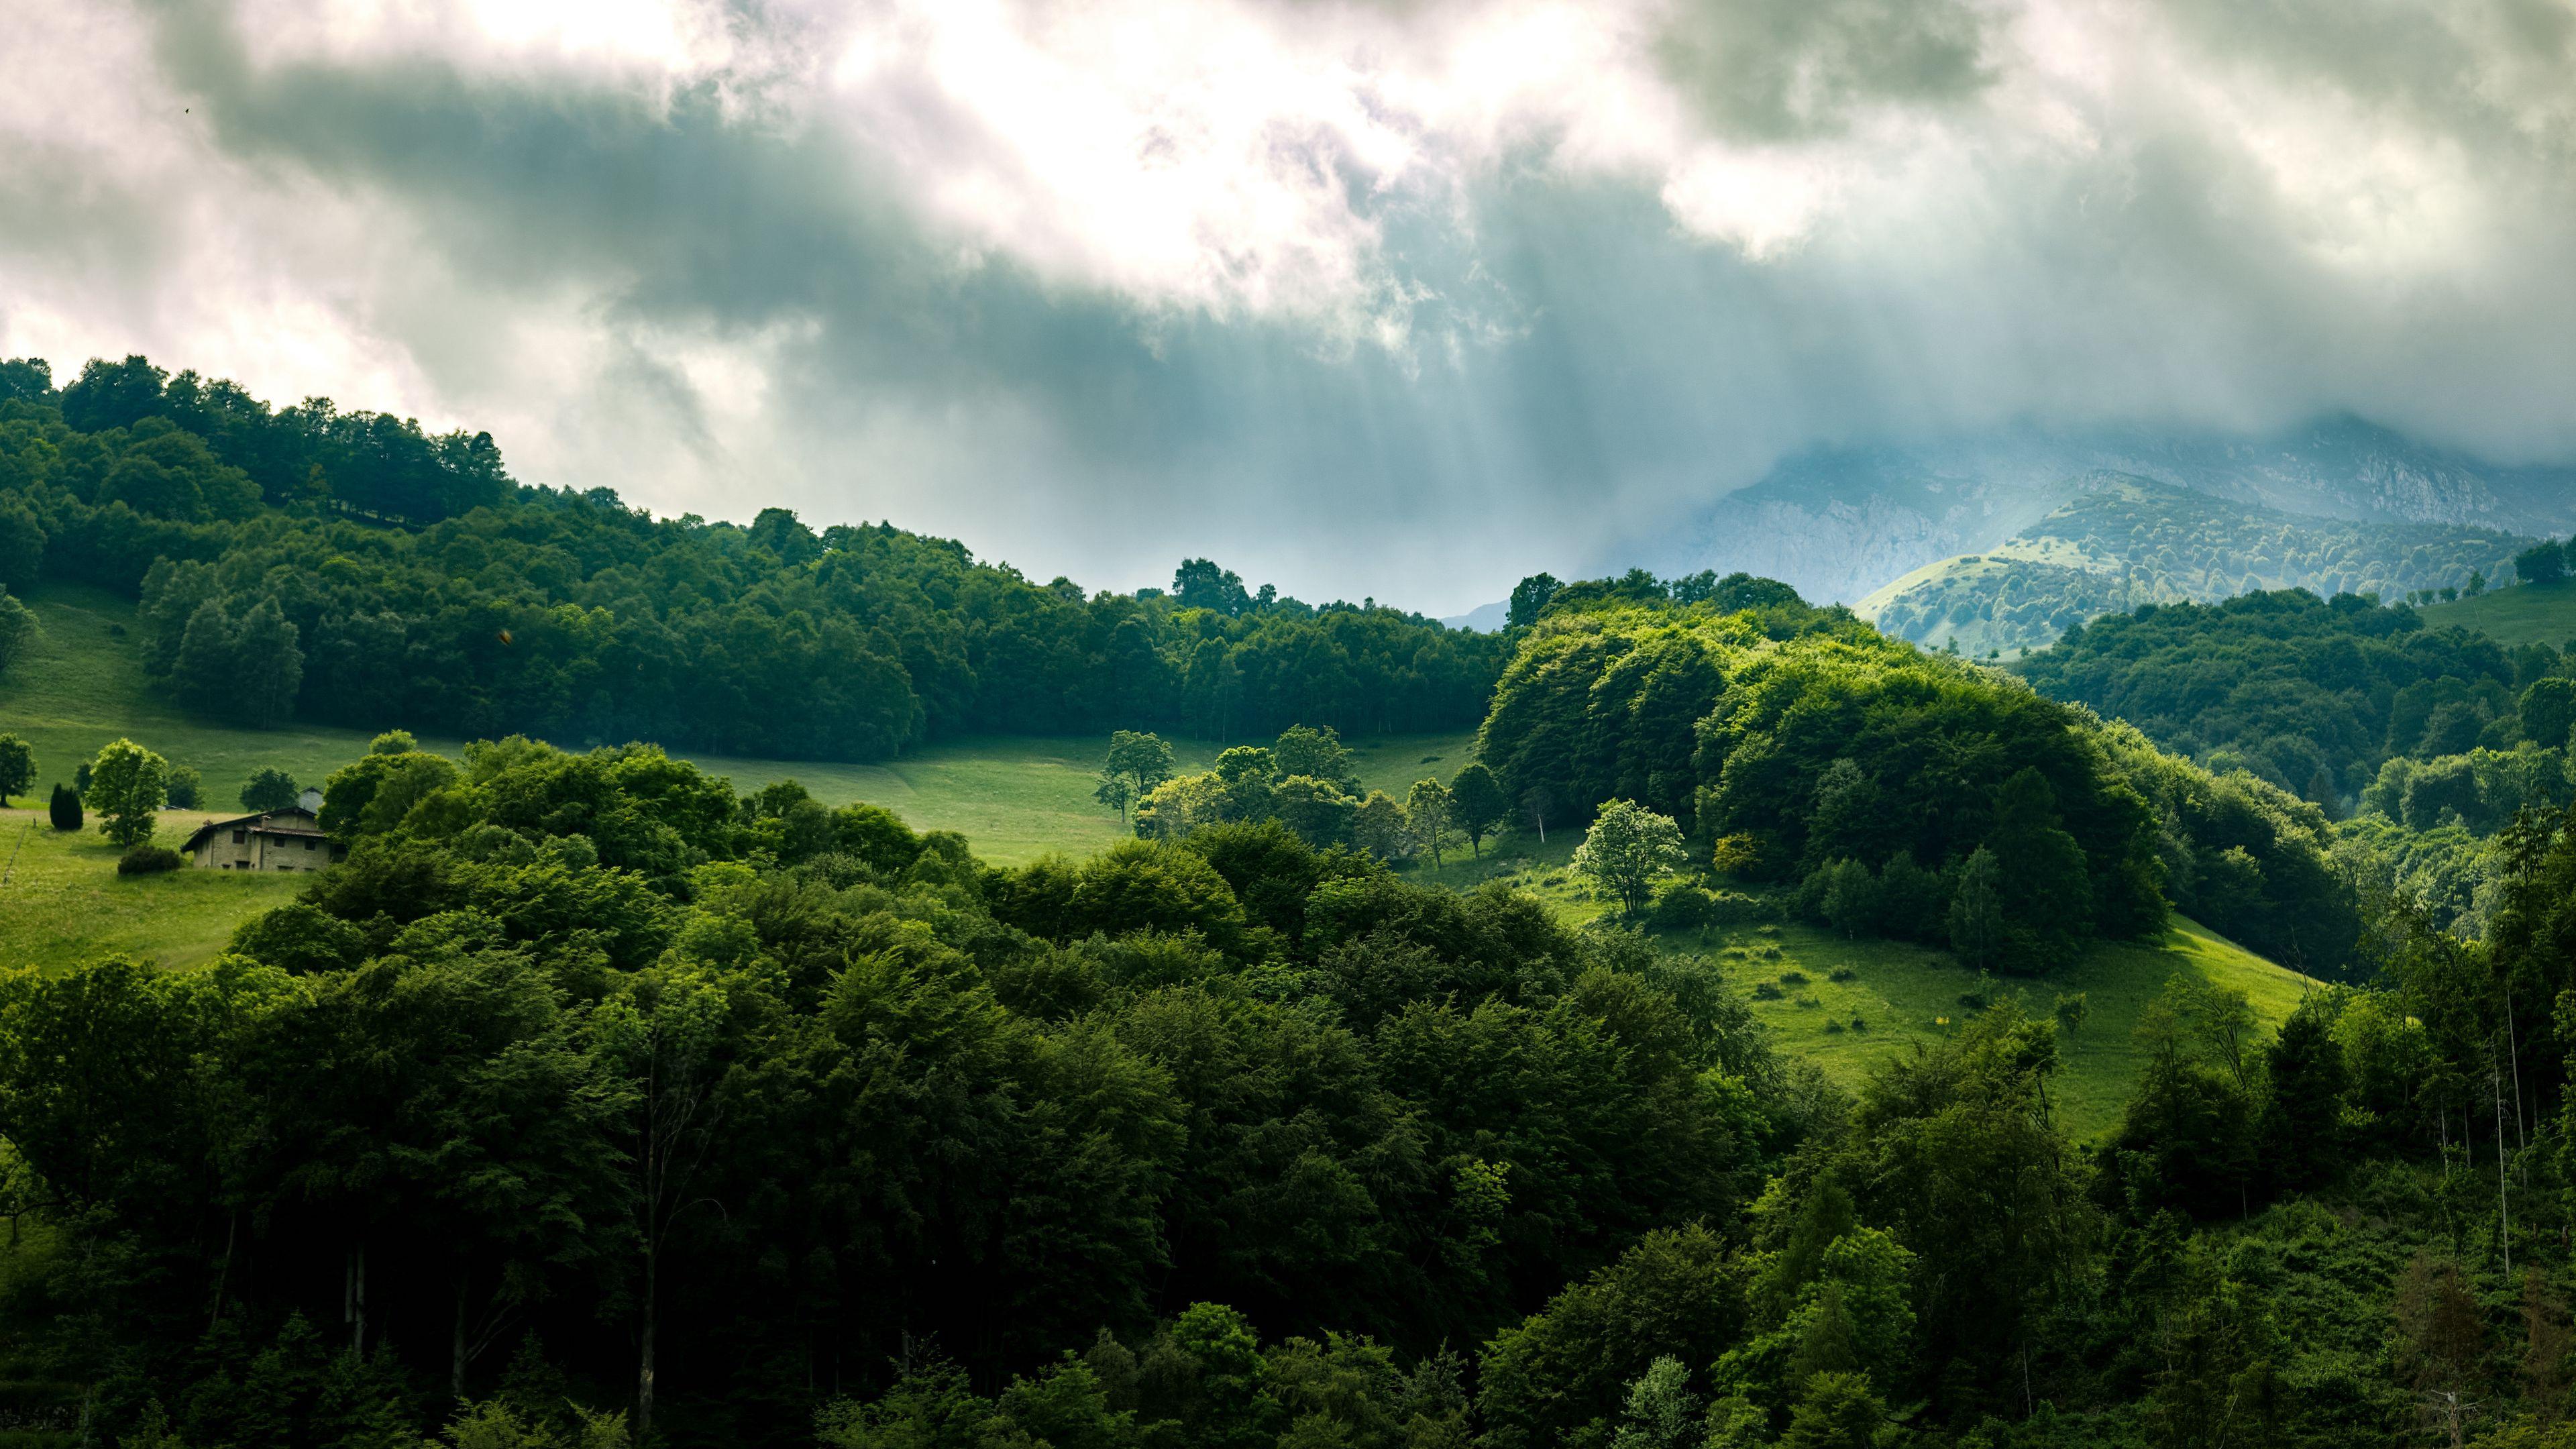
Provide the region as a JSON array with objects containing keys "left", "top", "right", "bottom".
[
  {"left": 1405, "top": 779, "right": 1456, "bottom": 868},
  {"left": 1273, "top": 725, "right": 1351, "bottom": 786},
  {"left": 1520, "top": 784, "right": 1557, "bottom": 845},
  {"left": 0, "top": 733, "right": 31, "bottom": 807},
  {"left": 1572, "top": 800, "right": 1688, "bottom": 916},
  {"left": 1352, "top": 790, "right": 1411, "bottom": 861},
  {"left": 1450, "top": 763, "right": 1507, "bottom": 860},
  {"left": 1949, "top": 847, "right": 2006, "bottom": 970},
  {"left": 1507, "top": 574, "right": 1562, "bottom": 630},
  {"left": 86, "top": 738, "right": 168, "bottom": 847},
  {"left": 2522, "top": 678, "right": 2576, "bottom": 751},
  {"left": 0, "top": 588, "right": 36, "bottom": 677},
  {"left": 1098, "top": 731, "right": 1175, "bottom": 822},
  {"left": 2515, "top": 539, "right": 2568, "bottom": 587},
  {"left": 241, "top": 767, "right": 301, "bottom": 812},
  {"left": 47, "top": 782, "right": 80, "bottom": 831},
  {"left": 230, "top": 598, "right": 305, "bottom": 728},
  {"left": 0, "top": 500, "right": 43, "bottom": 592},
  {"left": 1779, "top": 1373, "right": 1888, "bottom": 1449},
  {"left": 1273, "top": 775, "right": 1358, "bottom": 847},
  {"left": 164, "top": 763, "right": 203, "bottom": 810}
]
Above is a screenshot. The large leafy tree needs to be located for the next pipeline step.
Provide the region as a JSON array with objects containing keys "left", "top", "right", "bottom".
[
  {"left": 86, "top": 737, "right": 168, "bottom": 846},
  {"left": 1572, "top": 800, "right": 1688, "bottom": 916},
  {"left": 0, "top": 732, "right": 32, "bottom": 807}
]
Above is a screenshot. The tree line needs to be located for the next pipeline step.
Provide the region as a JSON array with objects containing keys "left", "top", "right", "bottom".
[{"left": 0, "top": 356, "right": 1505, "bottom": 760}]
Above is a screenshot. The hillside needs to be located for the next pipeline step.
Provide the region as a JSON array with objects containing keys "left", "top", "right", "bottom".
[
  {"left": 0, "top": 583, "right": 1476, "bottom": 865},
  {"left": 1858, "top": 474, "right": 2530, "bottom": 653},
  {"left": 1418, "top": 839, "right": 2314, "bottom": 1141},
  {"left": 2419, "top": 576, "right": 2576, "bottom": 648},
  {"left": 1628, "top": 414, "right": 2576, "bottom": 606}
]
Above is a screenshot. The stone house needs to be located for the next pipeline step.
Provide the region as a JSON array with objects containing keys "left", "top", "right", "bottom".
[{"left": 182, "top": 807, "right": 342, "bottom": 872}]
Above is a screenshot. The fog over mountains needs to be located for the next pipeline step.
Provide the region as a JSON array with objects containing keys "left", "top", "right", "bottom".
[{"left": 1640, "top": 417, "right": 2576, "bottom": 609}]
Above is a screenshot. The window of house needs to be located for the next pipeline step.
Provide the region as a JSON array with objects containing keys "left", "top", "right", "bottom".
[
  {"left": 304, "top": 838, "right": 317, "bottom": 850},
  {"left": 231, "top": 828, "right": 248, "bottom": 844}
]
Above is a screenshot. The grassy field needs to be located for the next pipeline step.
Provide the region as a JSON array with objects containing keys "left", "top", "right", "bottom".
[
  {"left": 0, "top": 808, "right": 303, "bottom": 973},
  {"left": 0, "top": 583, "right": 1479, "bottom": 865},
  {"left": 2420, "top": 578, "right": 2576, "bottom": 649},
  {"left": 1409, "top": 839, "right": 2320, "bottom": 1140}
]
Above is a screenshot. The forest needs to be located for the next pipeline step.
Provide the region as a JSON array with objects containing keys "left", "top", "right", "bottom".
[
  {"left": 0, "top": 357, "right": 1503, "bottom": 758},
  {"left": 7, "top": 714, "right": 2576, "bottom": 1448},
  {"left": 2021, "top": 587, "right": 2576, "bottom": 938},
  {"left": 12, "top": 351, "right": 2576, "bottom": 1449}
]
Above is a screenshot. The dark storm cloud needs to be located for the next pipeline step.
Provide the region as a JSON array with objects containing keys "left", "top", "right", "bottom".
[{"left": 5, "top": 0, "right": 2575, "bottom": 613}]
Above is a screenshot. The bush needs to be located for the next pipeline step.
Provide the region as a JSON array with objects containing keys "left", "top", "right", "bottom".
[
  {"left": 1779, "top": 969, "right": 1810, "bottom": 985},
  {"left": 117, "top": 844, "right": 182, "bottom": 875},
  {"left": 1648, "top": 879, "right": 1718, "bottom": 930},
  {"left": 1752, "top": 981, "right": 1785, "bottom": 1001},
  {"left": 1828, "top": 967, "right": 1858, "bottom": 982},
  {"left": 165, "top": 764, "right": 203, "bottom": 810},
  {"left": 48, "top": 782, "right": 80, "bottom": 832}
]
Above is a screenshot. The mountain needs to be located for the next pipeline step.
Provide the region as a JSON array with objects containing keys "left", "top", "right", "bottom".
[
  {"left": 1855, "top": 473, "right": 2533, "bottom": 655},
  {"left": 1627, "top": 415, "right": 2576, "bottom": 606},
  {"left": 1440, "top": 600, "right": 1509, "bottom": 633}
]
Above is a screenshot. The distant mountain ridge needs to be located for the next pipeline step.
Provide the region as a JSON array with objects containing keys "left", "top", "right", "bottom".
[
  {"left": 1627, "top": 415, "right": 2576, "bottom": 606},
  {"left": 1856, "top": 473, "right": 2534, "bottom": 655}
]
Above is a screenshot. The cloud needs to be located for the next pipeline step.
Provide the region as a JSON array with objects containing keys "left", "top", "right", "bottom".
[{"left": 3, "top": 0, "right": 2574, "bottom": 613}]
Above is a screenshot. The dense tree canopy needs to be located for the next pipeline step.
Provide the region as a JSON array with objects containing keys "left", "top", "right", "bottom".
[{"left": 0, "top": 360, "right": 1505, "bottom": 761}]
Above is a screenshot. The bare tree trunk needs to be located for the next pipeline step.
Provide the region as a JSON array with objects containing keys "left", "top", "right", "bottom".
[
  {"left": 2496, "top": 1051, "right": 2513, "bottom": 1277},
  {"left": 638, "top": 1244, "right": 658, "bottom": 1442},
  {"left": 453, "top": 1279, "right": 469, "bottom": 1399}
]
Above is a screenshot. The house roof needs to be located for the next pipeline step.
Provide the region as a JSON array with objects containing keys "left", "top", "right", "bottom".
[{"left": 181, "top": 807, "right": 328, "bottom": 852}]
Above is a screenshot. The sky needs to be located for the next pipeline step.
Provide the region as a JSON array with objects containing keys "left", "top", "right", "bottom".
[{"left": 5, "top": 0, "right": 2575, "bottom": 616}]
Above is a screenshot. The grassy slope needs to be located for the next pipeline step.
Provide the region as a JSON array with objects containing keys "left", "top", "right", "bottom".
[
  {"left": 0, "top": 582, "right": 1478, "bottom": 867},
  {"left": 0, "top": 808, "right": 303, "bottom": 972},
  {"left": 1414, "top": 839, "right": 2317, "bottom": 1141},
  {"left": 2418, "top": 578, "right": 2576, "bottom": 649}
]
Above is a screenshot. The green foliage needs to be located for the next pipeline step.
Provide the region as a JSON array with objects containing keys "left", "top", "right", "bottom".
[
  {"left": 1449, "top": 761, "right": 1507, "bottom": 859},
  {"left": 240, "top": 765, "right": 301, "bottom": 812},
  {"left": 5, "top": 362, "right": 1502, "bottom": 761},
  {"left": 1572, "top": 800, "right": 1688, "bottom": 916},
  {"left": 0, "top": 730, "right": 32, "bottom": 805},
  {"left": 0, "top": 582, "right": 37, "bottom": 674},
  {"left": 48, "top": 778, "right": 80, "bottom": 830},
  {"left": 87, "top": 736, "right": 166, "bottom": 845},
  {"left": 163, "top": 761, "right": 201, "bottom": 810},
  {"left": 115, "top": 843, "right": 180, "bottom": 874}
]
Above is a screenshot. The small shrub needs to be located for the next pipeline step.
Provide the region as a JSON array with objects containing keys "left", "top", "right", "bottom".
[
  {"left": 1823, "top": 1020, "right": 1846, "bottom": 1035},
  {"left": 118, "top": 844, "right": 182, "bottom": 875},
  {"left": 1794, "top": 994, "right": 1821, "bottom": 1009},
  {"left": 48, "top": 782, "right": 80, "bottom": 831},
  {"left": 1957, "top": 991, "right": 1988, "bottom": 1010},
  {"left": 1851, "top": 1016, "right": 1870, "bottom": 1032},
  {"left": 1752, "top": 982, "right": 1785, "bottom": 1001},
  {"left": 1760, "top": 943, "right": 1783, "bottom": 960},
  {"left": 107, "top": 623, "right": 126, "bottom": 637},
  {"left": 1778, "top": 969, "right": 1810, "bottom": 985},
  {"left": 1756, "top": 924, "right": 1781, "bottom": 937},
  {"left": 165, "top": 764, "right": 203, "bottom": 810},
  {"left": 1828, "top": 967, "right": 1858, "bottom": 983}
]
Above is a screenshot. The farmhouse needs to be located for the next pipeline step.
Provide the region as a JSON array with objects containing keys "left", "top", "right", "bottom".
[{"left": 181, "top": 807, "right": 342, "bottom": 872}]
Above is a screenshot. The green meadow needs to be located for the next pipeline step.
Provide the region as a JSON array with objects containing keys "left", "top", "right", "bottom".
[
  {"left": 1417, "top": 838, "right": 2319, "bottom": 1141},
  {"left": 2420, "top": 576, "right": 2576, "bottom": 649},
  {"left": 0, "top": 583, "right": 1476, "bottom": 865},
  {"left": 0, "top": 808, "right": 303, "bottom": 972}
]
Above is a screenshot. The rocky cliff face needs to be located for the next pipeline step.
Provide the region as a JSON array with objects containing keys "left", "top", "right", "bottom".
[{"left": 1631, "top": 417, "right": 2576, "bottom": 604}]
